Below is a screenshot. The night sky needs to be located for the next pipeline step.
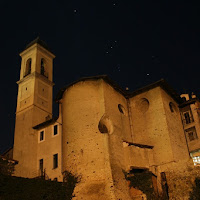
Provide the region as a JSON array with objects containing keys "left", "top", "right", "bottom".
[{"left": 0, "top": 1, "right": 200, "bottom": 154}]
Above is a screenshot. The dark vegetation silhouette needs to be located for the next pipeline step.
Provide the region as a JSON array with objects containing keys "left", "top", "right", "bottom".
[
  {"left": 189, "top": 177, "right": 200, "bottom": 200},
  {"left": 0, "top": 157, "right": 79, "bottom": 200}
]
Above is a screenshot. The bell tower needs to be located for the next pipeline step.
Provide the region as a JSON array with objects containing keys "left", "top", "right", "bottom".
[
  {"left": 16, "top": 37, "right": 55, "bottom": 115},
  {"left": 13, "top": 38, "right": 55, "bottom": 178}
]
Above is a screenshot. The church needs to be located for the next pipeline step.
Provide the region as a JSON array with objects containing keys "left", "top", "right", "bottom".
[{"left": 5, "top": 38, "right": 200, "bottom": 199}]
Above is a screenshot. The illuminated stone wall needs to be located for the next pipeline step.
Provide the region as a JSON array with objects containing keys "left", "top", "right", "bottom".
[
  {"left": 61, "top": 79, "right": 131, "bottom": 199},
  {"left": 129, "top": 87, "right": 174, "bottom": 165},
  {"left": 102, "top": 81, "right": 133, "bottom": 199},
  {"left": 60, "top": 79, "right": 194, "bottom": 199},
  {"left": 13, "top": 106, "right": 48, "bottom": 178},
  {"left": 160, "top": 88, "right": 189, "bottom": 162}
]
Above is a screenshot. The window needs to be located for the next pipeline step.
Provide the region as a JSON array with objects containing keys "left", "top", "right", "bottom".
[
  {"left": 186, "top": 127, "right": 198, "bottom": 141},
  {"left": 24, "top": 58, "right": 32, "bottom": 77},
  {"left": 138, "top": 98, "right": 149, "bottom": 113},
  {"left": 192, "top": 156, "right": 200, "bottom": 166},
  {"left": 39, "top": 159, "right": 43, "bottom": 176},
  {"left": 54, "top": 125, "right": 58, "bottom": 136},
  {"left": 40, "top": 131, "right": 44, "bottom": 141},
  {"left": 182, "top": 97, "right": 187, "bottom": 102},
  {"left": 40, "top": 58, "right": 48, "bottom": 78},
  {"left": 53, "top": 154, "right": 58, "bottom": 169},
  {"left": 169, "top": 102, "right": 176, "bottom": 113},
  {"left": 118, "top": 104, "right": 126, "bottom": 115},
  {"left": 41, "top": 58, "right": 45, "bottom": 76},
  {"left": 188, "top": 132, "right": 198, "bottom": 141},
  {"left": 184, "top": 112, "right": 192, "bottom": 124}
]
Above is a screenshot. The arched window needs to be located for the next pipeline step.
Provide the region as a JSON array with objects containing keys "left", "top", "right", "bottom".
[
  {"left": 118, "top": 104, "right": 126, "bottom": 115},
  {"left": 182, "top": 97, "right": 187, "bottom": 102},
  {"left": 169, "top": 102, "right": 177, "bottom": 113},
  {"left": 137, "top": 98, "right": 149, "bottom": 113},
  {"left": 25, "top": 58, "right": 32, "bottom": 77},
  {"left": 41, "top": 58, "right": 45, "bottom": 76},
  {"left": 41, "top": 58, "right": 48, "bottom": 78}
]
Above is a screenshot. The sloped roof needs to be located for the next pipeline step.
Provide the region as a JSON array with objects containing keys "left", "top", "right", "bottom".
[
  {"left": 22, "top": 37, "right": 55, "bottom": 55},
  {"left": 1, "top": 147, "right": 13, "bottom": 156},
  {"left": 55, "top": 75, "right": 126, "bottom": 101},
  {"left": 55, "top": 75, "right": 182, "bottom": 104},
  {"left": 128, "top": 78, "right": 182, "bottom": 103},
  {"left": 32, "top": 117, "right": 58, "bottom": 130}
]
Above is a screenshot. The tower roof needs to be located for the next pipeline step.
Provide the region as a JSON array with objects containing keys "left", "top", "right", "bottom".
[{"left": 22, "top": 37, "right": 55, "bottom": 55}]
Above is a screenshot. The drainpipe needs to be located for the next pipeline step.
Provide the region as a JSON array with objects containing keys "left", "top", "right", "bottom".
[
  {"left": 58, "top": 100, "right": 63, "bottom": 177},
  {"left": 127, "top": 98, "right": 134, "bottom": 142}
]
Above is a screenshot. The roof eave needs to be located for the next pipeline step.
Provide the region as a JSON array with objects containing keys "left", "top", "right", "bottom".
[
  {"left": 32, "top": 117, "right": 59, "bottom": 130},
  {"left": 55, "top": 76, "right": 182, "bottom": 105}
]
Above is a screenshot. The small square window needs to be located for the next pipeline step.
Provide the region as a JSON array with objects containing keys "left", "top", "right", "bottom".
[
  {"left": 193, "top": 156, "right": 200, "bottom": 166},
  {"left": 40, "top": 131, "right": 44, "bottom": 141},
  {"left": 53, "top": 154, "right": 58, "bottom": 169},
  {"left": 186, "top": 127, "right": 198, "bottom": 142},
  {"left": 188, "top": 131, "right": 198, "bottom": 141},
  {"left": 54, "top": 125, "right": 58, "bottom": 136}
]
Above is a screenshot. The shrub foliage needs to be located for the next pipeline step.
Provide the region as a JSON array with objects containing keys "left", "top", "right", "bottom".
[
  {"left": 189, "top": 177, "right": 200, "bottom": 200},
  {"left": 0, "top": 160, "right": 79, "bottom": 200},
  {"left": 124, "top": 170, "right": 158, "bottom": 200},
  {"left": 0, "top": 157, "right": 15, "bottom": 176}
]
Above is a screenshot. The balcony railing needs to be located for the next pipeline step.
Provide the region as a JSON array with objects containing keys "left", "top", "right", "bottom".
[{"left": 32, "top": 169, "right": 49, "bottom": 180}]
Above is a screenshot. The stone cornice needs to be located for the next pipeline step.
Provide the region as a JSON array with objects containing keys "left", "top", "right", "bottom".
[{"left": 16, "top": 72, "right": 55, "bottom": 86}]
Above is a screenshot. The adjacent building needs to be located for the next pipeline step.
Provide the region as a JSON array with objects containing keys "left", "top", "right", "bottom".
[{"left": 179, "top": 94, "right": 200, "bottom": 165}]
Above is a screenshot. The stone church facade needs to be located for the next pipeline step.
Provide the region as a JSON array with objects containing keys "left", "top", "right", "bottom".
[{"left": 10, "top": 38, "right": 200, "bottom": 199}]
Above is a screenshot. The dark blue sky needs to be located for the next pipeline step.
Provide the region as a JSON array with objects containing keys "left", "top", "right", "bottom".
[{"left": 0, "top": 1, "right": 200, "bottom": 153}]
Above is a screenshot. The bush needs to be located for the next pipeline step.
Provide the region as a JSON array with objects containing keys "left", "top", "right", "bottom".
[
  {"left": 63, "top": 171, "right": 80, "bottom": 199},
  {"left": 0, "top": 157, "right": 15, "bottom": 176},
  {"left": 189, "top": 177, "right": 200, "bottom": 200},
  {"left": 124, "top": 170, "right": 158, "bottom": 200},
  {"left": 0, "top": 171, "right": 79, "bottom": 200}
]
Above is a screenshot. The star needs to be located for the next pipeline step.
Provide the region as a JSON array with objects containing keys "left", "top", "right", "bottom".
[
  {"left": 147, "top": 74, "right": 149, "bottom": 76},
  {"left": 117, "top": 64, "right": 121, "bottom": 72},
  {"left": 74, "top": 9, "right": 77, "bottom": 13},
  {"left": 111, "top": 46, "right": 113, "bottom": 49}
]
